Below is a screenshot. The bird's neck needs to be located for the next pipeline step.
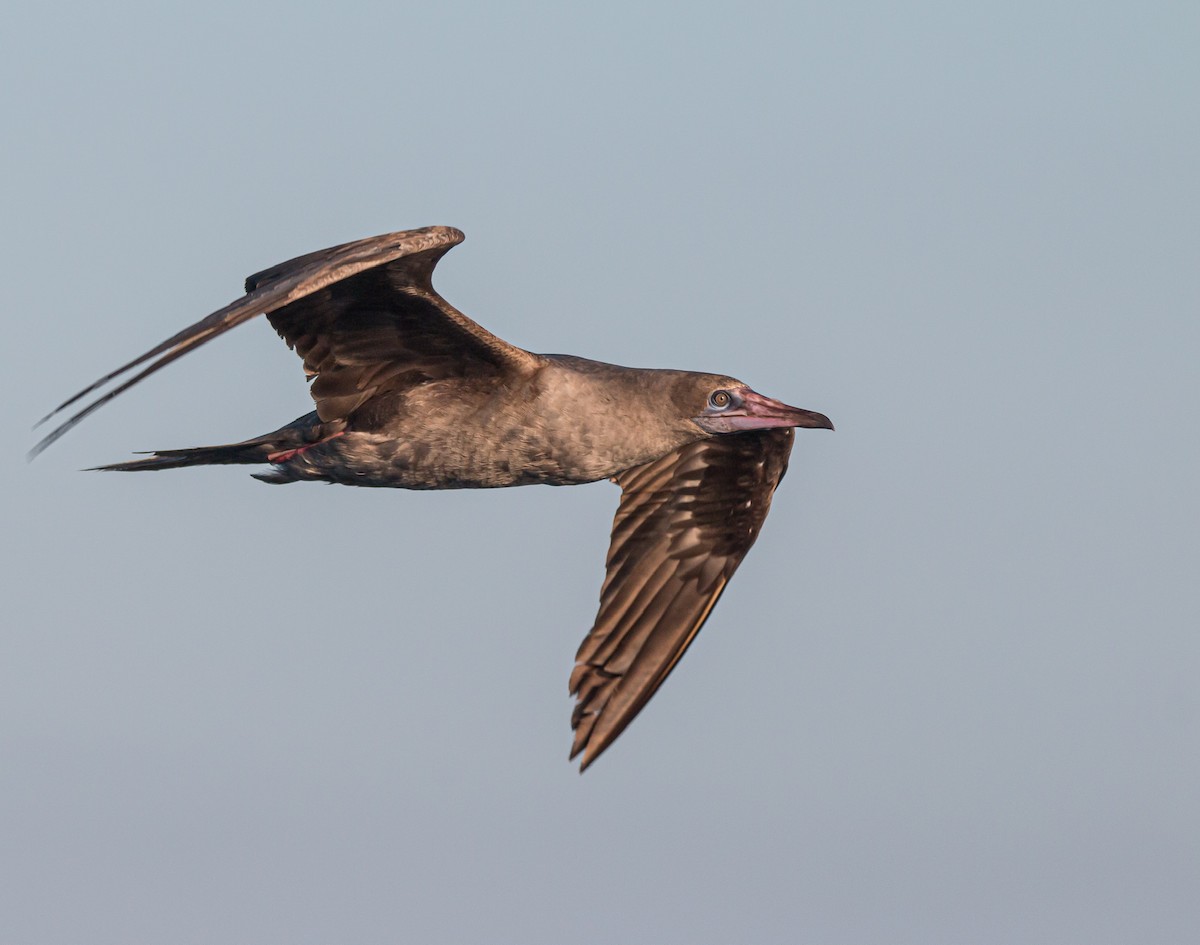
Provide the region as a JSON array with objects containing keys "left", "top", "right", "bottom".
[{"left": 528, "top": 356, "right": 703, "bottom": 483}]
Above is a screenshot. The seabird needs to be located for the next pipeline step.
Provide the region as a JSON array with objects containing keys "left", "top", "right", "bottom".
[{"left": 33, "top": 226, "right": 833, "bottom": 770}]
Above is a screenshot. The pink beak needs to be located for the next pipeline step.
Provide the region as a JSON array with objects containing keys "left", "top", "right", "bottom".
[{"left": 694, "top": 388, "right": 834, "bottom": 434}]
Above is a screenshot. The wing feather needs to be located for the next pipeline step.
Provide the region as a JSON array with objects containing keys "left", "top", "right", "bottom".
[
  {"left": 569, "top": 428, "right": 795, "bottom": 770},
  {"left": 33, "top": 226, "right": 540, "bottom": 455}
]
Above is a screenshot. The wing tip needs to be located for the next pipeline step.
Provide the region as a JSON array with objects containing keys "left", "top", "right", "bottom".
[
  {"left": 28, "top": 418, "right": 75, "bottom": 461},
  {"left": 569, "top": 741, "right": 601, "bottom": 774}
]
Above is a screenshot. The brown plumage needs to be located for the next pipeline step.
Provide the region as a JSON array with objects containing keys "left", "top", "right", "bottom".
[{"left": 33, "top": 226, "right": 833, "bottom": 770}]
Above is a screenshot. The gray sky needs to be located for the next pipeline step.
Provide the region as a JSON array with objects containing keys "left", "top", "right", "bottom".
[{"left": 3, "top": 3, "right": 1198, "bottom": 943}]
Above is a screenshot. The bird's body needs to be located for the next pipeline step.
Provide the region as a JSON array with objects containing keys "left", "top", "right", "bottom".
[
  {"left": 34, "top": 226, "right": 832, "bottom": 769},
  {"left": 249, "top": 357, "right": 744, "bottom": 490}
]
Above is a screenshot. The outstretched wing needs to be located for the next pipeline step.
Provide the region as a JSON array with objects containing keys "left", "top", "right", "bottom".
[
  {"left": 32, "top": 226, "right": 540, "bottom": 455},
  {"left": 569, "top": 428, "right": 795, "bottom": 770}
]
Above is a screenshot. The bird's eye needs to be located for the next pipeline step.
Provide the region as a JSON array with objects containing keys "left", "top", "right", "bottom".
[{"left": 708, "top": 390, "right": 732, "bottom": 409}]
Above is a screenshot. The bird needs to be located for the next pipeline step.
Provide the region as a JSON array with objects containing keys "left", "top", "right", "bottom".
[{"left": 33, "top": 225, "right": 833, "bottom": 770}]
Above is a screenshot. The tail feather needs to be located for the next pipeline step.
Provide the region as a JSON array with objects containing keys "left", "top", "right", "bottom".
[
  {"left": 90, "top": 413, "right": 330, "bottom": 473},
  {"left": 90, "top": 441, "right": 278, "bottom": 472}
]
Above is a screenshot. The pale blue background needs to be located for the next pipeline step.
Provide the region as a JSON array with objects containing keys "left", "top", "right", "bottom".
[{"left": 3, "top": 3, "right": 1198, "bottom": 943}]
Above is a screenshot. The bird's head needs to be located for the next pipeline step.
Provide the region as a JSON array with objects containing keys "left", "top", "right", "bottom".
[{"left": 685, "top": 376, "right": 834, "bottom": 435}]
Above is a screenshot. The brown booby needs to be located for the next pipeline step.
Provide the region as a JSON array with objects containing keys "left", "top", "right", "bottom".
[{"left": 33, "top": 226, "right": 833, "bottom": 770}]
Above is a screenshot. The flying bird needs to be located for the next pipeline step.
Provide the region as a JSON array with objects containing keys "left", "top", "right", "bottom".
[{"left": 33, "top": 226, "right": 833, "bottom": 770}]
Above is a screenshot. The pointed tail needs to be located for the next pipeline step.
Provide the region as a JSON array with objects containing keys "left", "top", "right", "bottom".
[
  {"left": 90, "top": 413, "right": 331, "bottom": 473},
  {"left": 91, "top": 442, "right": 277, "bottom": 472}
]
